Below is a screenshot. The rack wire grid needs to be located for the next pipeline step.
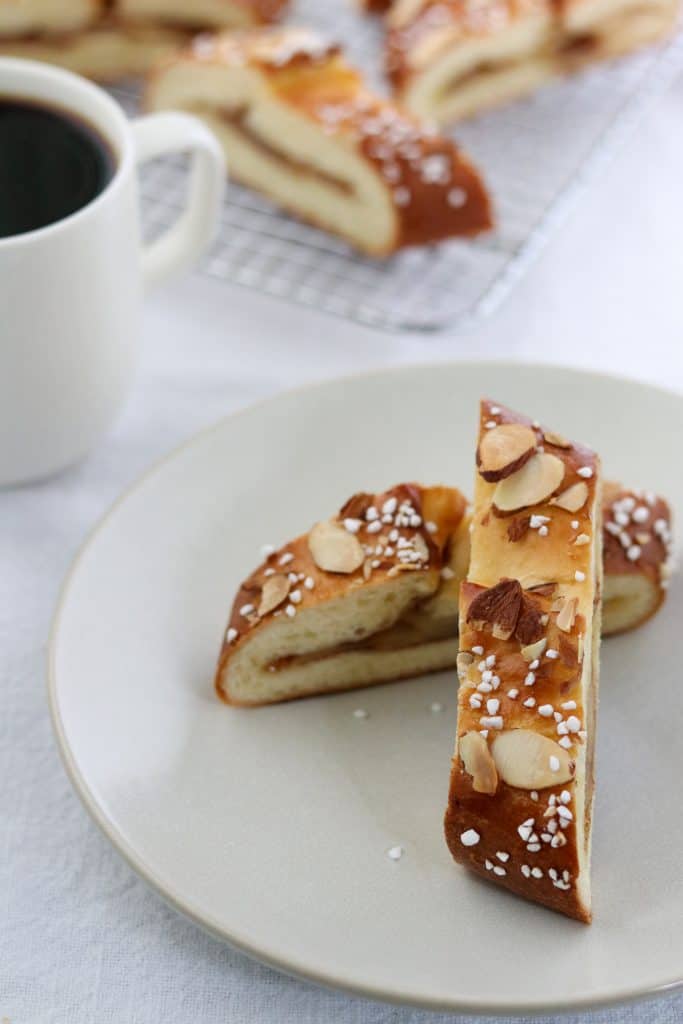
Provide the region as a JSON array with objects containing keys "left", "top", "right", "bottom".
[{"left": 111, "top": 4, "right": 683, "bottom": 332}]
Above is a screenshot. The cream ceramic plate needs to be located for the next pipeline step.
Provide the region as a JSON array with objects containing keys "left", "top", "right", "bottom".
[{"left": 49, "top": 363, "right": 683, "bottom": 1015}]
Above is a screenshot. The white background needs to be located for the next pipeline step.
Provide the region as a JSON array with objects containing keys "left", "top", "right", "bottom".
[{"left": 2, "top": 76, "right": 683, "bottom": 1024}]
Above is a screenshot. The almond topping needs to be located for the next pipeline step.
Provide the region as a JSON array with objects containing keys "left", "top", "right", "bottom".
[
  {"left": 507, "top": 516, "right": 530, "bottom": 542},
  {"left": 556, "top": 597, "right": 578, "bottom": 633},
  {"left": 477, "top": 423, "right": 537, "bottom": 483},
  {"left": 460, "top": 731, "right": 498, "bottom": 795},
  {"left": 515, "top": 597, "right": 545, "bottom": 645},
  {"left": 257, "top": 574, "right": 290, "bottom": 617},
  {"left": 467, "top": 579, "right": 522, "bottom": 640},
  {"left": 521, "top": 637, "right": 547, "bottom": 662},
  {"left": 491, "top": 730, "right": 575, "bottom": 789},
  {"left": 543, "top": 429, "right": 571, "bottom": 449},
  {"left": 492, "top": 453, "right": 565, "bottom": 513},
  {"left": 308, "top": 519, "right": 365, "bottom": 574},
  {"left": 339, "top": 491, "right": 372, "bottom": 521},
  {"left": 552, "top": 481, "right": 589, "bottom": 513}
]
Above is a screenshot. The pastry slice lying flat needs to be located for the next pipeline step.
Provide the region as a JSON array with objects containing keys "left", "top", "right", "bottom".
[
  {"left": 118, "top": 0, "right": 288, "bottom": 30},
  {"left": 215, "top": 484, "right": 468, "bottom": 705},
  {"left": 444, "top": 400, "right": 602, "bottom": 922},
  {"left": 386, "top": 0, "right": 679, "bottom": 123},
  {"left": 146, "top": 27, "right": 493, "bottom": 255},
  {"left": 0, "top": 0, "right": 101, "bottom": 36},
  {"left": 0, "top": 0, "right": 287, "bottom": 79},
  {"left": 602, "top": 482, "right": 673, "bottom": 635},
  {"left": 0, "top": 18, "right": 186, "bottom": 80}
]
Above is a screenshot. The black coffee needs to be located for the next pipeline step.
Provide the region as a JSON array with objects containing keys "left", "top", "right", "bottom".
[{"left": 0, "top": 97, "right": 116, "bottom": 238}]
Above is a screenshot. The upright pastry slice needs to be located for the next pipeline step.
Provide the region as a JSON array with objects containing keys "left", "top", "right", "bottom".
[
  {"left": 215, "top": 484, "right": 468, "bottom": 705},
  {"left": 444, "top": 401, "right": 602, "bottom": 922},
  {"left": 602, "top": 483, "right": 673, "bottom": 635},
  {"left": 386, "top": 0, "right": 679, "bottom": 123},
  {"left": 117, "top": 0, "right": 288, "bottom": 30},
  {"left": 146, "top": 27, "right": 493, "bottom": 255}
]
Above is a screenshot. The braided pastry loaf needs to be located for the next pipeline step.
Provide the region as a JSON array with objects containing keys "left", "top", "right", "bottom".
[
  {"left": 146, "top": 27, "right": 493, "bottom": 254},
  {"left": 444, "top": 399, "right": 602, "bottom": 922},
  {"left": 386, "top": 0, "right": 679, "bottom": 123},
  {"left": 0, "top": 0, "right": 287, "bottom": 80}
]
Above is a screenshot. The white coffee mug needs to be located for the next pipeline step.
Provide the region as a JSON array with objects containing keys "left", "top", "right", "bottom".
[{"left": 0, "top": 57, "right": 226, "bottom": 486}]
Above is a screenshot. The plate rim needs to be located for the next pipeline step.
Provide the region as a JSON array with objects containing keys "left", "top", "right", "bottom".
[{"left": 47, "top": 359, "right": 683, "bottom": 1015}]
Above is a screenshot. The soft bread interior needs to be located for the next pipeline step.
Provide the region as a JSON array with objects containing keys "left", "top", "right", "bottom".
[
  {"left": 147, "top": 63, "right": 399, "bottom": 254},
  {"left": 220, "top": 569, "right": 457, "bottom": 704},
  {"left": 602, "top": 570, "right": 660, "bottom": 635},
  {"left": 0, "top": 22, "right": 185, "bottom": 78}
]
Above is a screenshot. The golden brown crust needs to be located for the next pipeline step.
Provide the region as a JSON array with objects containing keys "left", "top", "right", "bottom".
[
  {"left": 359, "top": 0, "right": 394, "bottom": 10},
  {"left": 216, "top": 483, "right": 468, "bottom": 705},
  {"left": 444, "top": 400, "right": 601, "bottom": 924},
  {"left": 153, "top": 27, "right": 493, "bottom": 249}
]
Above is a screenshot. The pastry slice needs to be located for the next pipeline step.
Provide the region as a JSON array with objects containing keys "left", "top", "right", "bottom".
[
  {"left": 146, "top": 27, "right": 493, "bottom": 255},
  {"left": 0, "top": 17, "right": 187, "bottom": 79},
  {"left": 386, "top": 0, "right": 679, "bottom": 123},
  {"left": 602, "top": 482, "right": 673, "bottom": 635},
  {"left": 215, "top": 484, "right": 468, "bottom": 705},
  {"left": 117, "top": 0, "right": 288, "bottom": 30},
  {"left": 444, "top": 400, "right": 602, "bottom": 922},
  {"left": 0, "top": 0, "right": 101, "bottom": 37}
]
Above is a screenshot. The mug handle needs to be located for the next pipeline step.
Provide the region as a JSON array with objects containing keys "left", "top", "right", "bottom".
[{"left": 131, "top": 112, "right": 226, "bottom": 291}]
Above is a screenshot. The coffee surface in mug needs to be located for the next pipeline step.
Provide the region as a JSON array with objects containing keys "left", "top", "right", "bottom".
[{"left": 0, "top": 97, "right": 116, "bottom": 238}]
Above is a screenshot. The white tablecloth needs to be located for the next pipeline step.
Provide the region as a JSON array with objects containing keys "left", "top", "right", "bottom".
[{"left": 3, "top": 78, "right": 683, "bottom": 1024}]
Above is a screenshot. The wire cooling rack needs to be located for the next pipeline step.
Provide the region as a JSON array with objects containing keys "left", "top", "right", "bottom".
[{"left": 111, "top": 4, "right": 683, "bottom": 331}]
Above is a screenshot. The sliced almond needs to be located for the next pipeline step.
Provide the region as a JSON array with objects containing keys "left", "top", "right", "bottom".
[
  {"left": 477, "top": 423, "right": 537, "bottom": 483},
  {"left": 552, "top": 481, "right": 589, "bottom": 513},
  {"left": 459, "top": 731, "right": 498, "bottom": 795},
  {"left": 466, "top": 579, "right": 522, "bottom": 640},
  {"left": 493, "top": 453, "right": 565, "bottom": 513},
  {"left": 308, "top": 519, "right": 365, "bottom": 574},
  {"left": 362, "top": 558, "right": 373, "bottom": 581},
  {"left": 257, "top": 574, "right": 290, "bottom": 617},
  {"left": 521, "top": 637, "right": 547, "bottom": 662},
  {"left": 556, "top": 597, "right": 578, "bottom": 633},
  {"left": 491, "top": 730, "right": 574, "bottom": 789},
  {"left": 543, "top": 429, "right": 571, "bottom": 449},
  {"left": 507, "top": 515, "right": 531, "bottom": 542},
  {"left": 515, "top": 596, "right": 545, "bottom": 644}
]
